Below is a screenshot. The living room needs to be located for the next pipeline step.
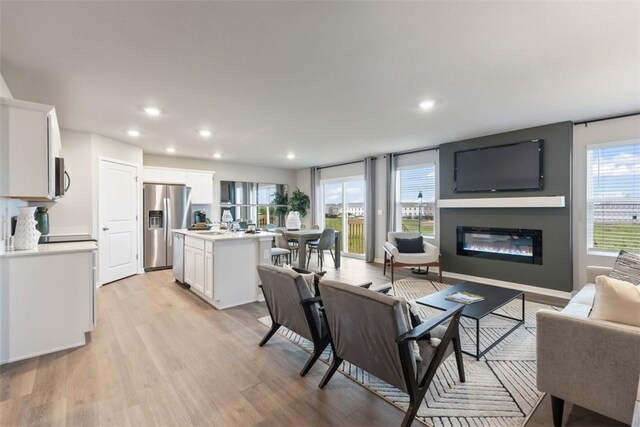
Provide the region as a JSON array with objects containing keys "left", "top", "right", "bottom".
[{"left": 1, "top": 1, "right": 639, "bottom": 426}]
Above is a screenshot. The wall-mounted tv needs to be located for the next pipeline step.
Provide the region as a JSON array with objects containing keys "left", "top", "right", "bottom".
[{"left": 454, "top": 139, "right": 544, "bottom": 193}]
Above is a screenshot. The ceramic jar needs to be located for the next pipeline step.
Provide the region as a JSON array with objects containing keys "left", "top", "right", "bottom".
[
  {"left": 286, "top": 211, "right": 302, "bottom": 230},
  {"left": 14, "top": 206, "right": 41, "bottom": 250}
]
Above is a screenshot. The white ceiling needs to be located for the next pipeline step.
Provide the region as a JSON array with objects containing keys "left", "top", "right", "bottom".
[{"left": 1, "top": 1, "right": 639, "bottom": 169}]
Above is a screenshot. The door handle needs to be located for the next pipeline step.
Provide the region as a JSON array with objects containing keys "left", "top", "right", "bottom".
[{"left": 103, "top": 227, "right": 109, "bottom": 231}]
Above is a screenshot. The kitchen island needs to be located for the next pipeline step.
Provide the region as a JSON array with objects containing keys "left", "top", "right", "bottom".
[
  {"left": 172, "top": 229, "right": 276, "bottom": 309},
  {"left": 0, "top": 241, "right": 97, "bottom": 364}
]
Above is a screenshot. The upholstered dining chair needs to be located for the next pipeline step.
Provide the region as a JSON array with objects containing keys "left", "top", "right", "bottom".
[
  {"left": 318, "top": 278, "right": 465, "bottom": 427},
  {"left": 271, "top": 229, "right": 291, "bottom": 265},
  {"left": 256, "top": 265, "right": 329, "bottom": 376},
  {"left": 307, "top": 228, "right": 336, "bottom": 269},
  {"left": 384, "top": 231, "right": 442, "bottom": 284}
]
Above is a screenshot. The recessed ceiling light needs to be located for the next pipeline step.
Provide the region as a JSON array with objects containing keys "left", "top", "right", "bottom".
[
  {"left": 166, "top": 147, "right": 176, "bottom": 153},
  {"left": 419, "top": 100, "right": 435, "bottom": 110},
  {"left": 127, "top": 129, "right": 140, "bottom": 137},
  {"left": 213, "top": 153, "right": 222, "bottom": 159},
  {"left": 287, "top": 153, "right": 295, "bottom": 160},
  {"left": 199, "top": 129, "right": 212, "bottom": 137},
  {"left": 144, "top": 107, "right": 161, "bottom": 116}
]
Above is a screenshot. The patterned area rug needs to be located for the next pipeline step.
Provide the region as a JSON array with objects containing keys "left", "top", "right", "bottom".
[{"left": 258, "top": 279, "right": 558, "bottom": 426}]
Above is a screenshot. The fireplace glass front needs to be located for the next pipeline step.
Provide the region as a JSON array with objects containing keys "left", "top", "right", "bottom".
[{"left": 456, "top": 226, "right": 542, "bottom": 265}]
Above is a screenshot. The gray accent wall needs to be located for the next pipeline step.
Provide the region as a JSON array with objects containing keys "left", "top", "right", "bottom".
[{"left": 439, "top": 122, "right": 573, "bottom": 292}]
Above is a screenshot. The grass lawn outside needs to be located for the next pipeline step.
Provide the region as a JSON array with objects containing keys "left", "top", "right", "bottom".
[
  {"left": 592, "top": 223, "right": 640, "bottom": 252},
  {"left": 401, "top": 218, "right": 435, "bottom": 236}
]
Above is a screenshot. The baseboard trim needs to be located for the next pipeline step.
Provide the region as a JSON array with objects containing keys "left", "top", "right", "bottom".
[
  {"left": 443, "top": 271, "right": 571, "bottom": 300},
  {"left": 1, "top": 338, "right": 87, "bottom": 365}
]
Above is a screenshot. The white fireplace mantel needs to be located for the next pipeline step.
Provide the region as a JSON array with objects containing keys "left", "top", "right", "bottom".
[{"left": 437, "top": 196, "right": 565, "bottom": 209}]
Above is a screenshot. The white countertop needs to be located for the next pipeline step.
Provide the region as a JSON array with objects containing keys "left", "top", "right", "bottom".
[
  {"left": 173, "top": 229, "right": 276, "bottom": 241},
  {"left": 0, "top": 241, "right": 98, "bottom": 258}
]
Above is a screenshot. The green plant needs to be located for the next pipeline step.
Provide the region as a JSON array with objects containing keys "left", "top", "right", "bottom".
[
  {"left": 272, "top": 191, "right": 289, "bottom": 216},
  {"left": 289, "top": 187, "right": 311, "bottom": 218}
]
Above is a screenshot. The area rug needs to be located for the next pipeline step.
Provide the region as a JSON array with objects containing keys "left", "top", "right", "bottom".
[{"left": 258, "top": 279, "right": 560, "bottom": 427}]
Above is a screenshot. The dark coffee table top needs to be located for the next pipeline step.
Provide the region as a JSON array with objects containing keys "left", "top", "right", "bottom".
[{"left": 415, "top": 282, "right": 524, "bottom": 320}]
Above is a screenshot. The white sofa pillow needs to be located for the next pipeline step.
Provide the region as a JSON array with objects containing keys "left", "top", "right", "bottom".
[{"left": 590, "top": 276, "right": 640, "bottom": 327}]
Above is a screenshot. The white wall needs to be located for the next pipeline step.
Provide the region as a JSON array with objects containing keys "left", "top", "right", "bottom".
[
  {"left": 573, "top": 115, "right": 640, "bottom": 288},
  {"left": 0, "top": 73, "right": 13, "bottom": 98},
  {"left": 48, "top": 130, "right": 93, "bottom": 235},
  {"left": 143, "top": 154, "right": 297, "bottom": 222}
]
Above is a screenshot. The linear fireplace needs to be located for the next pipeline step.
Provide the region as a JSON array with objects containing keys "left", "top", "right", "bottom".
[{"left": 456, "top": 226, "right": 543, "bottom": 265}]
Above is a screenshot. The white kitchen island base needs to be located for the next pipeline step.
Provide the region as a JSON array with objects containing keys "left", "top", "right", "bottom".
[
  {"left": 174, "top": 230, "right": 274, "bottom": 310},
  {"left": 0, "top": 242, "right": 97, "bottom": 364}
]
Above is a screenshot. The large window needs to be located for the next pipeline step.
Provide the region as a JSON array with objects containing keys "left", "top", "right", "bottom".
[
  {"left": 397, "top": 164, "right": 436, "bottom": 236},
  {"left": 587, "top": 141, "right": 640, "bottom": 253},
  {"left": 322, "top": 178, "right": 366, "bottom": 256}
]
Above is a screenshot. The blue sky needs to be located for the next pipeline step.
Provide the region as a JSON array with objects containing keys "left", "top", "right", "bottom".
[
  {"left": 589, "top": 143, "right": 640, "bottom": 198},
  {"left": 323, "top": 180, "right": 365, "bottom": 204}
]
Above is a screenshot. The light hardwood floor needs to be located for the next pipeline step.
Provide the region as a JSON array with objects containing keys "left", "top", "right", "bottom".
[{"left": 0, "top": 257, "right": 624, "bottom": 426}]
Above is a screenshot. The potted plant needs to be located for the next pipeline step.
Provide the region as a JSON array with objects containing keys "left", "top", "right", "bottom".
[{"left": 288, "top": 187, "right": 310, "bottom": 219}]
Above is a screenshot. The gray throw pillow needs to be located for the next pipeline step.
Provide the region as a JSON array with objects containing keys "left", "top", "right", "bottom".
[
  {"left": 610, "top": 250, "right": 640, "bottom": 285},
  {"left": 395, "top": 237, "right": 424, "bottom": 253}
]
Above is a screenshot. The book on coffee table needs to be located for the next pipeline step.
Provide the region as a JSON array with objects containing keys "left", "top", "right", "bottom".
[{"left": 445, "top": 291, "right": 484, "bottom": 304}]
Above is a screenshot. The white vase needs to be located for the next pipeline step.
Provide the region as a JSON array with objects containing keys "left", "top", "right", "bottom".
[
  {"left": 14, "top": 207, "right": 41, "bottom": 250},
  {"left": 286, "top": 211, "right": 302, "bottom": 230}
]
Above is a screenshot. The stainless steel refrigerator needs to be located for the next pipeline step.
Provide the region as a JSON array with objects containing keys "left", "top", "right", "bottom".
[{"left": 144, "top": 184, "right": 192, "bottom": 271}]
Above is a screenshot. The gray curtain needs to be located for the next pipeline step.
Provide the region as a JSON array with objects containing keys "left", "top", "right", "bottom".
[
  {"left": 385, "top": 153, "right": 397, "bottom": 234},
  {"left": 310, "top": 167, "right": 321, "bottom": 226},
  {"left": 364, "top": 157, "right": 376, "bottom": 262}
]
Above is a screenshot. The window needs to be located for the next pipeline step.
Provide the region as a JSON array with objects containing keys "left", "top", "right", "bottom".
[
  {"left": 256, "top": 183, "right": 279, "bottom": 227},
  {"left": 587, "top": 141, "right": 640, "bottom": 253},
  {"left": 397, "top": 164, "right": 436, "bottom": 236}
]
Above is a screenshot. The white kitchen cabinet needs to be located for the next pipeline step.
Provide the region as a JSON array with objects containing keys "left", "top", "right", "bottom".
[
  {"left": 142, "top": 167, "right": 214, "bottom": 205},
  {"left": 184, "top": 245, "right": 196, "bottom": 286},
  {"left": 0, "top": 97, "right": 62, "bottom": 200},
  {"left": 142, "top": 168, "right": 166, "bottom": 184},
  {"left": 0, "top": 242, "right": 97, "bottom": 364},
  {"left": 164, "top": 170, "right": 188, "bottom": 185},
  {"left": 184, "top": 237, "right": 205, "bottom": 293},
  {"left": 204, "top": 251, "right": 214, "bottom": 298},
  {"left": 187, "top": 172, "right": 214, "bottom": 204},
  {"left": 174, "top": 230, "right": 273, "bottom": 309}
]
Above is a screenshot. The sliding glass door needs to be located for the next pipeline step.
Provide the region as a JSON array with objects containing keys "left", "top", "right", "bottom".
[{"left": 322, "top": 178, "right": 365, "bottom": 256}]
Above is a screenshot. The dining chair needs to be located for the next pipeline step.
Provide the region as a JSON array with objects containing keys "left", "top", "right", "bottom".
[
  {"left": 306, "top": 228, "right": 336, "bottom": 269},
  {"left": 271, "top": 229, "right": 291, "bottom": 265}
]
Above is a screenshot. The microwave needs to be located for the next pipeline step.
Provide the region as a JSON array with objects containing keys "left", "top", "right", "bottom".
[{"left": 55, "top": 157, "right": 68, "bottom": 197}]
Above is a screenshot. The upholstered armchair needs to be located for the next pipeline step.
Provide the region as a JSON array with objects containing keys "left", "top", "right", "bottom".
[
  {"left": 256, "top": 265, "right": 329, "bottom": 376},
  {"left": 384, "top": 231, "right": 442, "bottom": 283},
  {"left": 318, "top": 278, "right": 465, "bottom": 427}
]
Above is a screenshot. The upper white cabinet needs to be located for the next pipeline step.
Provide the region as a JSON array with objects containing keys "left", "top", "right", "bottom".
[
  {"left": 187, "top": 172, "right": 214, "bottom": 204},
  {"left": 0, "top": 97, "right": 62, "bottom": 200},
  {"left": 143, "top": 166, "right": 214, "bottom": 204}
]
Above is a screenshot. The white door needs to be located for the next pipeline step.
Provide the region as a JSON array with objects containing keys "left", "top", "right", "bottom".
[{"left": 99, "top": 159, "right": 138, "bottom": 285}]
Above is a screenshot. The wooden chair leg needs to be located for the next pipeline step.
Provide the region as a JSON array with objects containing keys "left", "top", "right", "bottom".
[
  {"left": 401, "top": 391, "right": 423, "bottom": 427},
  {"left": 390, "top": 259, "right": 395, "bottom": 284},
  {"left": 452, "top": 334, "right": 465, "bottom": 382},
  {"left": 318, "top": 355, "right": 343, "bottom": 389},
  {"left": 300, "top": 341, "right": 328, "bottom": 377},
  {"left": 438, "top": 256, "right": 443, "bottom": 284},
  {"left": 259, "top": 322, "right": 280, "bottom": 346},
  {"left": 383, "top": 252, "right": 387, "bottom": 276},
  {"left": 551, "top": 395, "right": 564, "bottom": 427}
]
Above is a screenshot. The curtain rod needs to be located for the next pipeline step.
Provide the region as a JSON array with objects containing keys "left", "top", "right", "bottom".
[
  {"left": 383, "top": 146, "right": 439, "bottom": 158},
  {"left": 574, "top": 111, "right": 640, "bottom": 126},
  {"left": 316, "top": 159, "right": 366, "bottom": 171}
]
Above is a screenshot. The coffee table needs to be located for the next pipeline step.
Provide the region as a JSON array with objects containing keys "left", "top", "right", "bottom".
[{"left": 415, "top": 282, "right": 525, "bottom": 360}]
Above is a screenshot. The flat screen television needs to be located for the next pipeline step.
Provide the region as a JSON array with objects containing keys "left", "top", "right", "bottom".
[{"left": 454, "top": 139, "right": 544, "bottom": 193}]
